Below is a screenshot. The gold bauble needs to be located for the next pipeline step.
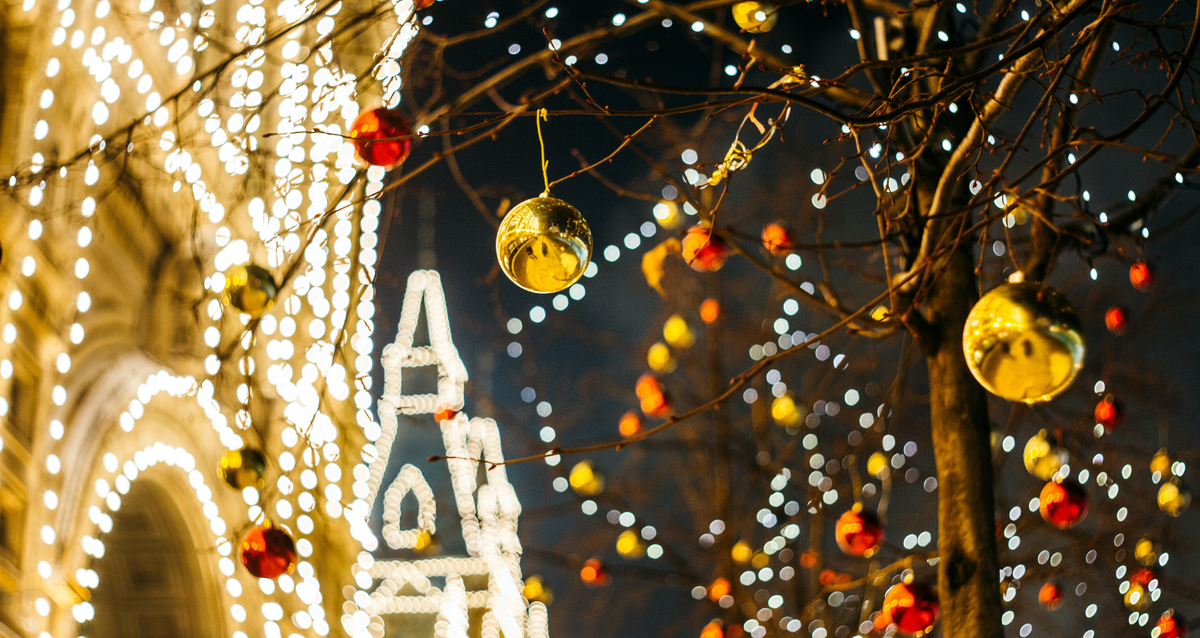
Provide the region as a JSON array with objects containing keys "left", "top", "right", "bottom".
[
  {"left": 963, "top": 283, "right": 1085, "bottom": 403},
  {"left": 1023, "top": 429, "right": 1067, "bottom": 480},
  {"left": 413, "top": 530, "right": 441, "bottom": 554},
  {"left": 771, "top": 394, "right": 801, "bottom": 427},
  {"left": 647, "top": 342, "right": 677, "bottom": 373},
  {"left": 496, "top": 196, "right": 592, "bottom": 294},
  {"left": 219, "top": 447, "right": 267, "bottom": 490},
  {"left": 616, "top": 530, "right": 646, "bottom": 558},
  {"left": 1124, "top": 582, "right": 1150, "bottom": 611},
  {"left": 868, "top": 451, "right": 890, "bottom": 479},
  {"left": 663, "top": 315, "right": 695, "bottom": 348},
  {"left": 225, "top": 264, "right": 278, "bottom": 317},
  {"left": 1151, "top": 448, "right": 1172, "bottom": 476},
  {"left": 653, "top": 200, "right": 685, "bottom": 229},
  {"left": 568, "top": 460, "right": 605, "bottom": 496},
  {"left": 1158, "top": 480, "right": 1191, "bottom": 517},
  {"left": 732, "top": 1, "right": 778, "bottom": 33},
  {"left": 731, "top": 541, "right": 752, "bottom": 564},
  {"left": 1135, "top": 538, "right": 1158, "bottom": 567}
]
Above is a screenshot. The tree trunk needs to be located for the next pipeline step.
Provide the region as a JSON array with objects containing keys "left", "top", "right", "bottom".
[{"left": 923, "top": 248, "right": 1004, "bottom": 638}]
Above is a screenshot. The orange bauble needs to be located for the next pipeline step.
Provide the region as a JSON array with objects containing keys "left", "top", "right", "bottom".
[
  {"left": 879, "top": 582, "right": 939, "bottom": 635},
  {"left": 580, "top": 558, "right": 610, "bottom": 586},
  {"left": 240, "top": 523, "right": 297, "bottom": 579},
  {"left": 350, "top": 108, "right": 413, "bottom": 168},
  {"left": 1105, "top": 306, "right": 1128, "bottom": 335},
  {"left": 1038, "top": 582, "right": 1063, "bottom": 610},
  {"left": 1129, "top": 568, "right": 1155, "bottom": 587},
  {"left": 1156, "top": 611, "right": 1188, "bottom": 638},
  {"left": 682, "top": 225, "right": 730, "bottom": 272},
  {"left": 761, "top": 222, "right": 795, "bottom": 255},
  {"left": 700, "top": 298, "right": 721, "bottom": 324},
  {"left": 700, "top": 620, "right": 725, "bottom": 638},
  {"left": 1129, "top": 261, "right": 1154, "bottom": 291},
  {"left": 434, "top": 407, "right": 458, "bottom": 422},
  {"left": 636, "top": 374, "right": 672, "bottom": 418},
  {"left": 835, "top": 507, "right": 884, "bottom": 557},
  {"left": 618, "top": 411, "right": 643, "bottom": 438},
  {"left": 1039, "top": 479, "right": 1088, "bottom": 529},
  {"left": 1094, "top": 395, "right": 1123, "bottom": 430},
  {"left": 707, "top": 577, "right": 732, "bottom": 601}
]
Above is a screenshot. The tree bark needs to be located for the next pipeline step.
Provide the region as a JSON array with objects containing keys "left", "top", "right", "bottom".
[{"left": 923, "top": 248, "right": 1003, "bottom": 638}]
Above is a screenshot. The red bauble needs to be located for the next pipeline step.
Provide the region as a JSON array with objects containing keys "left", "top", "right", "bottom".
[
  {"left": 761, "top": 222, "right": 795, "bottom": 255},
  {"left": 1156, "top": 611, "right": 1188, "bottom": 638},
  {"left": 1038, "top": 582, "right": 1063, "bottom": 610},
  {"left": 434, "top": 407, "right": 458, "bottom": 422},
  {"left": 240, "top": 524, "right": 296, "bottom": 579},
  {"left": 1094, "top": 395, "right": 1123, "bottom": 430},
  {"left": 416, "top": 0, "right": 435, "bottom": 7},
  {"left": 1039, "top": 480, "right": 1088, "bottom": 529},
  {"left": 879, "top": 582, "right": 939, "bottom": 636},
  {"left": 1129, "top": 261, "right": 1154, "bottom": 291},
  {"left": 350, "top": 108, "right": 413, "bottom": 169},
  {"left": 1129, "top": 568, "right": 1155, "bottom": 587},
  {"left": 835, "top": 508, "right": 884, "bottom": 557},
  {"left": 580, "top": 558, "right": 610, "bottom": 586},
  {"left": 682, "top": 226, "right": 729, "bottom": 272},
  {"left": 1105, "top": 306, "right": 1128, "bottom": 335}
]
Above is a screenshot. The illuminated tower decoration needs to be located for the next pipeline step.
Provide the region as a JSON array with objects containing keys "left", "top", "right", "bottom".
[{"left": 342, "top": 270, "right": 549, "bottom": 638}]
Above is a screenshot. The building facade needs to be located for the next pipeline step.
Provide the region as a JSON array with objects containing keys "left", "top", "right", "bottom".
[{"left": 0, "top": 0, "right": 543, "bottom": 636}]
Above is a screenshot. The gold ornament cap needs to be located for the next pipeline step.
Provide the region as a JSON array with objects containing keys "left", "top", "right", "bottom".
[
  {"left": 496, "top": 196, "right": 592, "bottom": 294},
  {"left": 963, "top": 282, "right": 1085, "bottom": 403}
]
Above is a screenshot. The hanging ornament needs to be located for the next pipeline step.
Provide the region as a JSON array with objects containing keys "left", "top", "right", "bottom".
[
  {"left": 412, "top": 529, "right": 441, "bottom": 554},
  {"left": 522, "top": 575, "right": 552, "bottom": 604},
  {"left": 868, "top": 451, "right": 890, "bottom": 479},
  {"left": 350, "top": 107, "right": 413, "bottom": 168},
  {"left": 707, "top": 577, "right": 732, "bottom": 601},
  {"left": 647, "top": 342, "right": 677, "bottom": 373},
  {"left": 834, "top": 505, "right": 884, "bottom": 558},
  {"left": 730, "top": 541, "right": 753, "bottom": 564},
  {"left": 770, "top": 394, "right": 801, "bottom": 427},
  {"left": 1135, "top": 537, "right": 1159, "bottom": 566},
  {"left": 496, "top": 196, "right": 593, "bottom": 293},
  {"left": 568, "top": 460, "right": 605, "bottom": 496},
  {"left": 1105, "top": 306, "right": 1129, "bottom": 335},
  {"left": 1156, "top": 610, "right": 1188, "bottom": 638},
  {"left": 878, "top": 582, "right": 939, "bottom": 636},
  {"left": 663, "top": 314, "right": 696, "bottom": 348},
  {"left": 218, "top": 447, "right": 267, "bottom": 490},
  {"left": 1125, "top": 569, "right": 1155, "bottom": 611},
  {"left": 224, "top": 264, "right": 278, "bottom": 317},
  {"left": 1129, "top": 260, "right": 1154, "bottom": 291},
  {"left": 636, "top": 374, "right": 672, "bottom": 418},
  {"left": 1094, "top": 395, "right": 1123, "bottom": 430},
  {"left": 239, "top": 522, "right": 296, "bottom": 579},
  {"left": 1124, "top": 580, "right": 1151, "bottom": 611},
  {"left": 1038, "top": 582, "right": 1063, "bottom": 610},
  {"left": 681, "top": 225, "right": 730, "bottom": 272},
  {"left": 700, "top": 620, "right": 726, "bottom": 638},
  {"left": 653, "top": 200, "right": 686, "bottom": 229},
  {"left": 700, "top": 298, "right": 721, "bottom": 324},
  {"left": 1151, "top": 449, "right": 1172, "bottom": 476},
  {"left": 1039, "top": 479, "right": 1088, "bottom": 529},
  {"left": 618, "top": 411, "right": 643, "bottom": 438},
  {"left": 962, "top": 282, "right": 1085, "bottom": 403},
  {"left": 761, "top": 222, "right": 795, "bottom": 255},
  {"left": 1158, "top": 479, "right": 1191, "bottom": 517},
  {"left": 731, "top": 1, "right": 778, "bottom": 33},
  {"left": 616, "top": 529, "right": 646, "bottom": 558},
  {"left": 580, "top": 558, "right": 610, "bottom": 586},
  {"left": 1023, "top": 429, "right": 1067, "bottom": 480}
]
